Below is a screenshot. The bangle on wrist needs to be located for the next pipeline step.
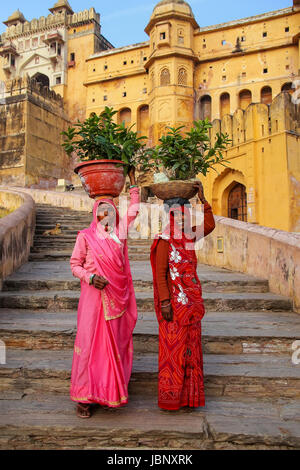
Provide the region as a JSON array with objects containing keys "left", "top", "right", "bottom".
[
  {"left": 89, "top": 274, "right": 96, "bottom": 285},
  {"left": 129, "top": 184, "right": 138, "bottom": 188}
]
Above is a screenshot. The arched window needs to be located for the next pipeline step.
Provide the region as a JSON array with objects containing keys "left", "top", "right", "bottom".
[
  {"left": 261, "top": 86, "right": 272, "bottom": 105},
  {"left": 199, "top": 95, "right": 212, "bottom": 121},
  {"left": 160, "top": 67, "right": 170, "bottom": 86},
  {"left": 281, "top": 82, "right": 293, "bottom": 95},
  {"left": 32, "top": 72, "right": 50, "bottom": 88},
  {"left": 119, "top": 108, "right": 131, "bottom": 127},
  {"left": 228, "top": 183, "right": 247, "bottom": 221},
  {"left": 220, "top": 92, "right": 230, "bottom": 118},
  {"left": 239, "top": 89, "right": 252, "bottom": 110},
  {"left": 178, "top": 67, "right": 187, "bottom": 86},
  {"left": 138, "top": 105, "right": 149, "bottom": 139}
]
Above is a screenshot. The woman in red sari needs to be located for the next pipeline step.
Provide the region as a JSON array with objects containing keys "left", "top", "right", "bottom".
[{"left": 150, "top": 182, "right": 215, "bottom": 410}]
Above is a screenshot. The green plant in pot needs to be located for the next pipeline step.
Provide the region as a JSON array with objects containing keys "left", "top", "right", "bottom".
[
  {"left": 61, "top": 107, "right": 148, "bottom": 198},
  {"left": 141, "top": 119, "right": 232, "bottom": 200}
]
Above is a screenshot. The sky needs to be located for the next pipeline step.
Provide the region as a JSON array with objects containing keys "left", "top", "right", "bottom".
[{"left": 0, "top": 0, "right": 293, "bottom": 48}]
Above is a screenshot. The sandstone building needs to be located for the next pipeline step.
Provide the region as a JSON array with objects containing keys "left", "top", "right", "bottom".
[{"left": 0, "top": 0, "right": 299, "bottom": 231}]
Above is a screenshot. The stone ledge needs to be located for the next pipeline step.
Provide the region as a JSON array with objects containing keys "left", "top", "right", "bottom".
[
  {"left": 0, "top": 189, "right": 35, "bottom": 289},
  {"left": 197, "top": 215, "right": 300, "bottom": 313},
  {"left": 0, "top": 187, "right": 94, "bottom": 213}
]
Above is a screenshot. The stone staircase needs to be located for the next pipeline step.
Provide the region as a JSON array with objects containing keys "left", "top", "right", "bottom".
[{"left": 0, "top": 203, "right": 300, "bottom": 450}]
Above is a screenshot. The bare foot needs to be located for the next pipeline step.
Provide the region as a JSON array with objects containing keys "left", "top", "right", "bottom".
[{"left": 76, "top": 402, "right": 92, "bottom": 419}]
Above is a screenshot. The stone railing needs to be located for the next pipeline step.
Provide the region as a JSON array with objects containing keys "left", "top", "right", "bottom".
[
  {"left": 0, "top": 189, "right": 35, "bottom": 290},
  {"left": 196, "top": 215, "right": 300, "bottom": 313},
  {"left": 4, "top": 187, "right": 94, "bottom": 212}
]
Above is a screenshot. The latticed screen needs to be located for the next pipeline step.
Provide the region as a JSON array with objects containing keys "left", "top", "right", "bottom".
[
  {"left": 228, "top": 184, "right": 247, "bottom": 221},
  {"left": 178, "top": 68, "right": 187, "bottom": 86},
  {"left": 160, "top": 68, "right": 170, "bottom": 86}
]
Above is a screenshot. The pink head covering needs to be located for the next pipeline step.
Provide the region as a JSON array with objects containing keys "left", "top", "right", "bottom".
[{"left": 80, "top": 198, "right": 134, "bottom": 321}]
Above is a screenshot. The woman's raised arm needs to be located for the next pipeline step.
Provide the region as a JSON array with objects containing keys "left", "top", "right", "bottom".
[{"left": 70, "top": 233, "right": 93, "bottom": 284}]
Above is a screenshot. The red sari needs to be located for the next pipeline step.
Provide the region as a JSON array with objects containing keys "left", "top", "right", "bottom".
[{"left": 150, "top": 202, "right": 215, "bottom": 410}]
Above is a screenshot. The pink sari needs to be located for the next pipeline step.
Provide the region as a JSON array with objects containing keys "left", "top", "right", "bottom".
[{"left": 70, "top": 195, "right": 139, "bottom": 407}]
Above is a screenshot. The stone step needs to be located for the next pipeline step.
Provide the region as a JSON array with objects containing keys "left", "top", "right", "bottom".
[
  {"left": 1, "top": 349, "right": 300, "bottom": 401},
  {"left": 35, "top": 217, "right": 92, "bottom": 225},
  {"left": 0, "top": 290, "right": 292, "bottom": 311},
  {"left": 31, "top": 243, "right": 152, "bottom": 253},
  {"left": 0, "top": 392, "right": 299, "bottom": 450},
  {"left": 36, "top": 211, "right": 91, "bottom": 217},
  {"left": 4, "top": 260, "right": 270, "bottom": 294},
  {"left": 33, "top": 238, "right": 152, "bottom": 251},
  {"left": 0, "top": 309, "right": 299, "bottom": 355},
  {"left": 3, "top": 277, "right": 268, "bottom": 293},
  {"left": 28, "top": 251, "right": 150, "bottom": 261},
  {"left": 30, "top": 250, "right": 151, "bottom": 262},
  {"left": 3, "top": 278, "right": 153, "bottom": 292},
  {"left": 35, "top": 226, "right": 84, "bottom": 233},
  {"left": 28, "top": 252, "right": 75, "bottom": 261}
]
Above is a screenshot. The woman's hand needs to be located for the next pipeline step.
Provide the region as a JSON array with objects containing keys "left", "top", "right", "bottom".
[
  {"left": 128, "top": 166, "right": 137, "bottom": 186},
  {"left": 161, "top": 300, "right": 173, "bottom": 322},
  {"left": 193, "top": 181, "right": 207, "bottom": 204},
  {"left": 92, "top": 275, "right": 109, "bottom": 290}
]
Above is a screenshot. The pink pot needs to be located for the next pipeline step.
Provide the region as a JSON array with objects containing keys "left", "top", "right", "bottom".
[{"left": 74, "top": 159, "right": 126, "bottom": 199}]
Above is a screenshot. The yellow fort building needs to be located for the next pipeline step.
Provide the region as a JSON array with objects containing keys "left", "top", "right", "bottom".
[{"left": 0, "top": 0, "right": 299, "bottom": 232}]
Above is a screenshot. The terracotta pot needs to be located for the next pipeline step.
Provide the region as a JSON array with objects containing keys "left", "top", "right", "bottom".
[
  {"left": 74, "top": 159, "right": 126, "bottom": 199},
  {"left": 149, "top": 180, "right": 198, "bottom": 201}
]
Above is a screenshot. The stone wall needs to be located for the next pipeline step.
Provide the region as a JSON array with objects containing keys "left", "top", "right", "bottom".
[
  {"left": 0, "top": 75, "right": 72, "bottom": 189},
  {"left": 0, "top": 189, "right": 35, "bottom": 290},
  {"left": 196, "top": 215, "right": 300, "bottom": 313}
]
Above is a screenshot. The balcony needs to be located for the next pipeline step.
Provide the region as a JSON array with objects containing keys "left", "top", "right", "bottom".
[
  {"left": 43, "top": 32, "right": 65, "bottom": 46},
  {"left": 0, "top": 44, "right": 18, "bottom": 75}
]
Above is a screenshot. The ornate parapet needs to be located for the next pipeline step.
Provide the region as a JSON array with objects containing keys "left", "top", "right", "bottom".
[{"left": 1, "top": 8, "right": 99, "bottom": 41}]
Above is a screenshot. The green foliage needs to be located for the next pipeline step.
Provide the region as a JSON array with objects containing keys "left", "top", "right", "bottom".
[
  {"left": 61, "top": 107, "right": 147, "bottom": 173},
  {"left": 140, "top": 118, "right": 232, "bottom": 180},
  {"left": 61, "top": 108, "right": 232, "bottom": 180}
]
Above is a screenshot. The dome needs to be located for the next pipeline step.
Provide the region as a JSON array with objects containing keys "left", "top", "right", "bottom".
[
  {"left": 145, "top": 0, "right": 198, "bottom": 34},
  {"left": 49, "top": 0, "right": 74, "bottom": 15},
  {"left": 3, "top": 9, "right": 26, "bottom": 27},
  {"left": 153, "top": 0, "right": 194, "bottom": 16}
]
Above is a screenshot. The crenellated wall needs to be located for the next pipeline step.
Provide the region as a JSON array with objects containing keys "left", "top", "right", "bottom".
[
  {"left": 0, "top": 8, "right": 100, "bottom": 42},
  {"left": 210, "top": 92, "right": 300, "bottom": 146},
  {"left": 201, "top": 91, "right": 300, "bottom": 232}
]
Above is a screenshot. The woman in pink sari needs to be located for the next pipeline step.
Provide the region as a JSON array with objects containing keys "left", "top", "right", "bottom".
[{"left": 70, "top": 168, "right": 139, "bottom": 418}]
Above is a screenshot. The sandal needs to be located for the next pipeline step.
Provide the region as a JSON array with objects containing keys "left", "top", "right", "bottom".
[{"left": 76, "top": 402, "right": 92, "bottom": 419}]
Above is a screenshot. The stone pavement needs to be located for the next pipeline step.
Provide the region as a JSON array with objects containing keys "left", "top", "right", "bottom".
[{"left": 0, "top": 203, "right": 300, "bottom": 450}]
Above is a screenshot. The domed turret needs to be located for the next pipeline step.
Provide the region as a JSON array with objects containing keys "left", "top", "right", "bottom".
[
  {"left": 49, "top": 0, "right": 74, "bottom": 15},
  {"left": 153, "top": 0, "right": 194, "bottom": 16},
  {"left": 3, "top": 9, "right": 26, "bottom": 27},
  {"left": 145, "top": 0, "right": 198, "bottom": 35}
]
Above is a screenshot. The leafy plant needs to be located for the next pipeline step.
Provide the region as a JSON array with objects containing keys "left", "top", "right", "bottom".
[
  {"left": 61, "top": 107, "right": 148, "bottom": 174},
  {"left": 140, "top": 119, "right": 232, "bottom": 180}
]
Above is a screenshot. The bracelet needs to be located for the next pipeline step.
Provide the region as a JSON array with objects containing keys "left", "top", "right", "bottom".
[
  {"left": 161, "top": 302, "right": 171, "bottom": 308},
  {"left": 129, "top": 185, "right": 138, "bottom": 189},
  {"left": 89, "top": 274, "right": 96, "bottom": 285}
]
